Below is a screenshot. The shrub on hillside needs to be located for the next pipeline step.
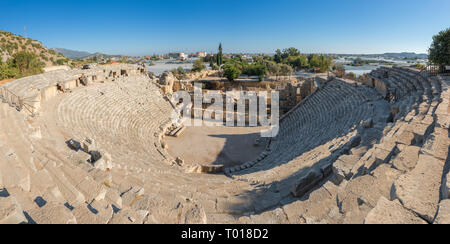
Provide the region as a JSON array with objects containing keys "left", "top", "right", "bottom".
[
  {"left": 0, "top": 51, "right": 45, "bottom": 78},
  {"left": 0, "top": 62, "right": 20, "bottom": 80},
  {"left": 55, "top": 59, "right": 66, "bottom": 65}
]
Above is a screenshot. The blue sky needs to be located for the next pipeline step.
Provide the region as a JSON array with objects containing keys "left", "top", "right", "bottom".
[{"left": 0, "top": 0, "right": 449, "bottom": 55}]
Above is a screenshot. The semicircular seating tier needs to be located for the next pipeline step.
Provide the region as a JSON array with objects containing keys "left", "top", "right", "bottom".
[{"left": 0, "top": 65, "right": 448, "bottom": 224}]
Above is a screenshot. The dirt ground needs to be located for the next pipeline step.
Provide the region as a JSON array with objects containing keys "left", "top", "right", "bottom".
[
  {"left": 0, "top": 78, "right": 15, "bottom": 86},
  {"left": 165, "top": 121, "right": 269, "bottom": 167}
]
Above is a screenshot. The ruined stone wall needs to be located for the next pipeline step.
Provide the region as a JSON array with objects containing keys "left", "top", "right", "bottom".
[{"left": 0, "top": 64, "right": 148, "bottom": 116}]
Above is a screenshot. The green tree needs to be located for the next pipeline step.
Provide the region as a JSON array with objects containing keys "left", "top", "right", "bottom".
[
  {"left": 274, "top": 49, "right": 283, "bottom": 63},
  {"left": 429, "top": 28, "right": 450, "bottom": 69},
  {"left": 217, "top": 43, "right": 223, "bottom": 67},
  {"left": 279, "top": 64, "right": 293, "bottom": 78},
  {"left": 319, "top": 55, "right": 333, "bottom": 72},
  {"left": 267, "top": 61, "right": 281, "bottom": 80},
  {"left": 308, "top": 54, "right": 321, "bottom": 69},
  {"left": 308, "top": 54, "right": 332, "bottom": 72},
  {"left": 223, "top": 64, "right": 241, "bottom": 82},
  {"left": 242, "top": 63, "right": 266, "bottom": 77},
  {"left": 282, "top": 47, "right": 301, "bottom": 58},
  {"left": 286, "top": 55, "right": 309, "bottom": 70}
]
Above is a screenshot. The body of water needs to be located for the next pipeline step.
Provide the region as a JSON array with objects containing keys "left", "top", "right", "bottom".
[
  {"left": 337, "top": 56, "right": 428, "bottom": 77},
  {"left": 344, "top": 64, "right": 380, "bottom": 76},
  {"left": 147, "top": 58, "right": 197, "bottom": 75}
]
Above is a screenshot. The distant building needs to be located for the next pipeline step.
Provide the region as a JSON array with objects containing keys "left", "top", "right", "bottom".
[
  {"left": 168, "top": 52, "right": 188, "bottom": 60},
  {"left": 197, "top": 52, "right": 207, "bottom": 58}
]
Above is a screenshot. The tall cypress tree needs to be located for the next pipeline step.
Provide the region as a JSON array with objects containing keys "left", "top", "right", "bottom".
[{"left": 217, "top": 43, "right": 223, "bottom": 66}]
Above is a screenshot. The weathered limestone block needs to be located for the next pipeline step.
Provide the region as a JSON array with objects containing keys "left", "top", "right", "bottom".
[
  {"left": 443, "top": 171, "right": 450, "bottom": 200},
  {"left": 249, "top": 208, "right": 289, "bottom": 224},
  {"left": 82, "top": 138, "right": 95, "bottom": 152},
  {"left": 216, "top": 195, "right": 255, "bottom": 214},
  {"left": 359, "top": 165, "right": 402, "bottom": 207},
  {"left": 0, "top": 158, "right": 31, "bottom": 192},
  {"left": 291, "top": 168, "right": 324, "bottom": 198},
  {"left": 294, "top": 185, "right": 338, "bottom": 224},
  {"left": 339, "top": 164, "right": 401, "bottom": 222},
  {"left": 105, "top": 189, "right": 122, "bottom": 209},
  {"left": 364, "top": 197, "right": 426, "bottom": 224},
  {"left": 406, "top": 122, "right": 432, "bottom": 145},
  {"left": 159, "top": 72, "right": 175, "bottom": 94},
  {"left": 333, "top": 155, "right": 360, "bottom": 181},
  {"left": 108, "top": 208, "right": 148, "bottom": 224},
  {"left": 67, "top": 139, "right": 80, "bottom": 151},
  {"left": 281, "top": 200, "right": 307, "bottom": 224},
  {"left": 57, "top": 80, "right": 77, "bottom": 92},
  {"left": 180, "top": 202, "right": 207, "bottom": 224},
  {"left": 434, "top": 200, "right": 450, "bottom": 224},
  {"left": 393, "top": 154, "right": 444, "bottom": 223},
  {"left": 94, "top": 151, "right": 113, "bottom": 171},
  {"left": 436, "top": 113, "right": 449, "bottom": 129},
  {"left": 76, "top": 178, "right": 108, "bottom": 203},
  {"left": 26, "top": 203, "right": 77, "bottom": 224},
  {"left": 0, "top": 197, "right": 27, "bottom": 224},
  {"left": 73, "top": 150, "right": 91, "bottom": 165},
  {"left": 421, "top": 127, "right": 449, "bottom": 161},
  {"left": 373, "top": 145, "right": 396, "bottom": 164},
  {"left": 45, "top": 164, "right": 86, "bottom": 206},
  {"left": 435, "top": 101, "right": 449, "bottom": 128},
  {"left": 71, "top": 199, "right": 112, "bottom": 224},
  {"left": 395, "top": 130, "right": 416, "bottom": 146},
  {"left": 391, "top": 145, "right": 420, "bottom": 172},
  {"left": 337, "top": 177, "right": 377, "bottom": 224},
  {"left": 187, "top": 164, "right": 224, "bottom": 174},
  {"left": 40, "top": 85, "right": 57, "bottom": 101},
  {"left": 27, "top": 92, "right": 41, "bottom": 114},
  {"left": 354, "top": 144, "right": 396, "bottom": 177}
]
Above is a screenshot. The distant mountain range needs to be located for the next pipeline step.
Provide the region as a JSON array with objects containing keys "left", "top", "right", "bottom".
[
  {"left": 52, "top": 48, "right": 429, "bottom": 60},
  {"left": 82, "top": 52, "right": 124, "bottom": 59},
  {"left": 380, "top": 52, "right": 428, "bottom": 59},
  {"left": 52, "top": 48, "right": 127, "bottom": 60},
  {"left": 334, "top": 52, "right": 428, "bottom": 59},
  {"left": 51, "top": 48, "right": 92, "bottom": 59}
]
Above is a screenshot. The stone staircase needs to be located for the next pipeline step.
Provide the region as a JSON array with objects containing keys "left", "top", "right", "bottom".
[{"left": 242, "top": 68, "right": 449, "bottom": 224}]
